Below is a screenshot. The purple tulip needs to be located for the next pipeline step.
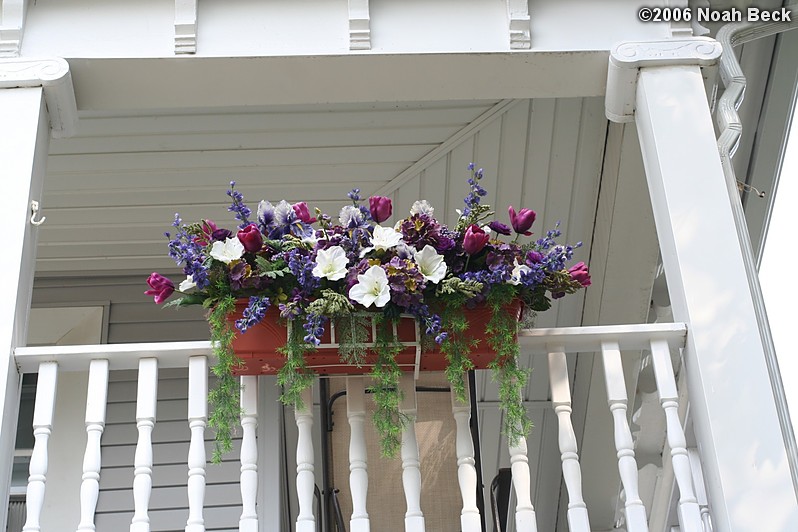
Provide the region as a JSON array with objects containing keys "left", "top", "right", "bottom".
[
  {"left": 463, "top": 224, "right": 490, "bottom": 255},
  {"left": 292, "top": 202, "right": 317, "bottom": 224},
  {"left": 369, "top": 196, "right": 393, "bottom": 223},
  {"left": 488, "top": 220, "right": 512, "bottom": 236},
  {"left": 145, "top": 273, "right": 175, "bottom": 304},
  {"left": 237, "top": 223, "right": 263, "bottom": 253},
  {"left": 568, "top": 261, "right": 591, "bottom": 287},
  {"left": 508, "top": 206, "right": 536, "bottom": 236}
]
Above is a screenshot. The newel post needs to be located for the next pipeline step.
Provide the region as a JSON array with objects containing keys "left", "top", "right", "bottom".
[
  {"left": 0, "top": 57, "right": 77, "bottom": 529},
  {"left": 605, "top": 37, "right": 798, "bottom": 531}
]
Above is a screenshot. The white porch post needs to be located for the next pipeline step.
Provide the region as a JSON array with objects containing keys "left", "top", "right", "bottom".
[
  {"left": 0, "top": 57, "right": 76, "bottom": 529},
  {"left": 606, "top": 38, "right": 798, "bottom": 530}
]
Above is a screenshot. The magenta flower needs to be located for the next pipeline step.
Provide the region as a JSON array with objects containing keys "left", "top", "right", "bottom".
[
  {"left": 369, "top": 196, "right": 392, "bottom": 223},
  {"left": 292, "top": 202, "right": 317, "bottom": 224},
  {"left": 237, "top": 223, "right": 263, "bottom": 253},
  {"left": 568, "top": 261, "right": 591, "bottom": 287},
  {"left": 508, "top": 206, "right": 536, "bottom": 236},
  {"left": 145, "top": 273, "right": 175, "bottom": 304},
  {"left": 463, "top": 224, "right": 490, "bottom": 255}
]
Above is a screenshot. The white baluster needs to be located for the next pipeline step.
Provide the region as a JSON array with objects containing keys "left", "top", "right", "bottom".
[
  {"left": 185, "top": 356, "right": 208, "bottom": 532},
  {"left": 650, "top": 339, "right": 702, "bottom": 532},
  {"left": 687, "top": 448, "right": 713, "bottom": 532},
  {"left": 507, "top": 398, "right": 538, "bottom": 532},
  {"left": 239, "top": 375, "right": 258, "bottom": 532},
  {"left": 77, "top": 359, "right": 109, "bottom": 532},
  {"left": 601, "top": 341, "right": 649, "bottom": 532},
  {"left": 451, "top": 380, "right": 481, "bottom": 532},
  {"left": 347, "top": 376, "right": 370, "bottom": 532},
  {"left": 548, "top": 348, "right": 591, "bottom": 532},
  {"left": 295, "top": 387, "right": 316, "bottom": 532},
  {"left": 22, "top": 361, "right": 58, "bottom": 532},
  {"left": 130, "top": 358, "right": 158, "bottom": 532},
  {"left": 399, "top": 375, "right": 425, "bottom": 531}
]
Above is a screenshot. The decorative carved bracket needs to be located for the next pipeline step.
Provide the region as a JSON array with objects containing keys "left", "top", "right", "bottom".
[
  {"left": 0, "top": 0, "right": 28, "bottom": 57},
  {"left": 605, "top": 37, "right": 722, "bottom": 123},
  {"left": 349, "top": 0, "right": 370, "bottom": 50},
  {"left": 0, "top": 58, "right": 78, "bottom": 137},
  {"left": 506, "top": 0, "right": 531, "bottom": 49},
  {"left": 175, "top": 0, "right": 198, "bottom": 54}
]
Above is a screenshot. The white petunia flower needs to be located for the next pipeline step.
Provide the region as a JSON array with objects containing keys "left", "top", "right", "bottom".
[
  {"left": 349, "top": 265, "right": 391, "bottom": 308},
  {"left": 360, "top": 225, "right": 403, "bottom": 257},
  {"left": 413, "top": 245, "right": 447, "bottom": 284},
  {"left": 312, "top": 246, "right": 349, "bottom": 281},
  {"left": 210, "top": 237, "right": 245, "bottom": 264},
  {"left": 508, "top": 259, "right": 531, "bottom": 286},
  {"left": 410, "top": 200, "right": 434, "bottom": 217},
  {"left": 178, "top": 275, "right": 196, "bottom": 292}
]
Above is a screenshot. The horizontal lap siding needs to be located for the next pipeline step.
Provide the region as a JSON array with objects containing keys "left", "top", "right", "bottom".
[{"left": 32, "top": 275, "right": 209, "bottom": 343}]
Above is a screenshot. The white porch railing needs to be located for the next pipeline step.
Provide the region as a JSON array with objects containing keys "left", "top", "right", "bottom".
[{"left": 12, "top": 322, "right": 697, "bottom": 532}]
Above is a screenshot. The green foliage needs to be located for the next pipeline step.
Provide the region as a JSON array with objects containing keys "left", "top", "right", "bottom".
[
  {"left": 437, "top": 290, "right": 476, "bottom": 403},
  {"left": 277, "top": 324, "right": 315, "bottom": 410},
  {"left": 336, "top": 313, "right": 371, "bottom": 367},
  {"left": 206, "top": 295, "right": 242, "bottom": 464},
  {"left": 254, "top": 255, "right": 290, "bottom": 279},
  {"left": 436, "top": 278, "right": 484, "bottom": 299},
  {"left": 370, "top": 317, "right": 407, "bottom": 458},
  {"left": 485, "top": 284, "right": 532, "bottom": 446},
  {"left": 305, "top": 289, "right": 355, "bottom": 317}
]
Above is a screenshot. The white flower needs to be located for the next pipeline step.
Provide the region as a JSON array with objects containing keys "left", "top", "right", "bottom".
[
  {"left": 359, "top": 225, "right": 404, "bottom": 257},
  {"left": 410, "top": 200, "right": 434, "bottom": 217},
  {"left": 178, "top": 275, "right": 196, "bottom": 292},
  {"left": 508, "top": 259, "right": 531, "bottom": 286},
  {"left": 349, "top": 265, "right": 391, "bottom": 308},
  {"left": 413, "top": 245, "right": 447, "bottom": 284},
  {"left": 210, "top": 237, "right": 245, "bottom": 264},
  {"left": 312, "top": 246, "right": 349, "bottom": 281}
]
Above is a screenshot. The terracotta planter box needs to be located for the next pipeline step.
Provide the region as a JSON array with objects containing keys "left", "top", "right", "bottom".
[{"left": 229, "top": 300, "right": 522, "bottom": 376}]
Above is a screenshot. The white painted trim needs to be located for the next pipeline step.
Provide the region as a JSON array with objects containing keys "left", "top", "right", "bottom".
[
  {"left": 67, "top": 52, "right": 610, "bottom": 111},
  {"left": 15, "top": 341, "right": 213, "bottom": 373},
  {"left": 0, "top": 86, "right": 50, "bottom": 531},
  {"left": 506, "top": 0, "right": 530, "bottom": 49},
  {"left": 0, "top": 57, "right": 77, "bottom": 137},
  {"left": 174, "top": 0, "right": 198, "bottom": 55},
  {"left": 605, "top": 37, "right": 721, "bottom": 123},
  {"left": 518, "top": 322, "right": 686, "bottom": 353},
  {"left": 348, "top": 0, "right": 370, "bottom": 51},
  {"left": 0, "top": 0, "right": 27, "bottom": 57},
  {"left": 14, "top": 323, "right": 686, "bottom": 373},
  {"left": 634, "top": 63, "right": 798, "bottom": 530}
]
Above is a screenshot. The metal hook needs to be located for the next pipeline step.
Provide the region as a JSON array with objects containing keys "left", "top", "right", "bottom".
[{"left": 30, "top": 200, "right": 46, "bottom": 226}]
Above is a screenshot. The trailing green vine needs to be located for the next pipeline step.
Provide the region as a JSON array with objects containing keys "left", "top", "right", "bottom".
[
  {"left": 277, "top": 322, "right": 316, "bottom": 409},
  {"left": 206, "top": 294, "right": 241, "bottom": 463},
  {"left": 437, "top": 278, "right": 483, "bottom": 402},
  {"left": 336, "top": 313, "right": 372, "bottom": 367},
  {"left": 370, "top": 317, "right": 407, "bottom": 458},
  {"left": 486, "top": 284, "right": 532, "bottom": 446}
]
